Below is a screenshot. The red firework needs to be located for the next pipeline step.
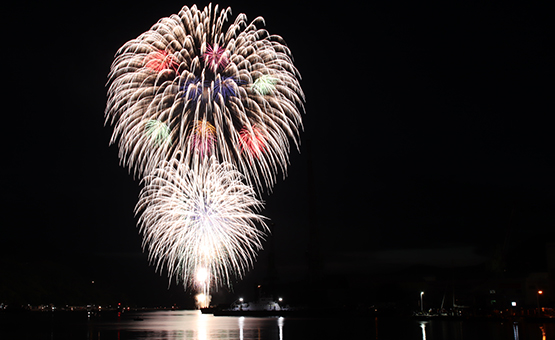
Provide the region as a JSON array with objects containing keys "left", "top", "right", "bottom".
[
  {"left": 240, "top": 125, "right": 267, "bottom": 158},
  {"left": 144, "top": 50, "right": 179, "bottom": 73},
  {"left": 204, "top": 44, "right": 229, "bottom": 72}
]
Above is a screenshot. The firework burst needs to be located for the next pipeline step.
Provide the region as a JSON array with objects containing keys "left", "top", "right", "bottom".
[
  {"left": 145, "top": 120, "right": 172, "bottom": 146},
  {"left": 190, "top": 120, "right": 216, "bottom": 157},
  {"left": 240, "top": 125, "right": 267, "bottom": 159},
  {"left": 136, "top": 156, "right": 268, "bottom": 300},
  {"left": 106, "top": 4, "right": 304, "bottom": 303},
  {"left": 105, "top": 4, "right": 304, "bottom": 192}
]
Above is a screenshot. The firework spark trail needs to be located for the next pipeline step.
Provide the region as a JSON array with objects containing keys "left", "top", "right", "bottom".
[
  {"left": 136, "top": 156, "right": 268, "bottom": 299},
  {"left": 106, "top": 4, "right": 304, "bottom": 303},
  {"left": 105, "top": 4, "right": 304, "bottom": 193}
]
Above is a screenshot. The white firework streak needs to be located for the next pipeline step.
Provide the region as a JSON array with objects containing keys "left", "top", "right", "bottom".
[
  {"left": 135, "top": 156, "right": 268, "bottom": 292},
  {"left": 105, "top": 4, "right": 304, "bottom": 192}
]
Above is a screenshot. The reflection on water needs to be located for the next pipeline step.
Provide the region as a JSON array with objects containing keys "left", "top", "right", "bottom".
[
  {"left": 111, "top": 310, "right": 284, "bottom": 339},
  {"left": 239, "top": 316, "right": 244, "bottom": 340},
  {"left": 91, "top": 311, "right": 555, "bottom": 340},
  {"left": 2, "top": 309, "right": 555, "bottom": 339},
  {"left": 237, "top": 315, "right": 282, "bottom": 340},
  {"left": 513, "top": 322, "right": 519, "bottom": 340},
  {"left": 420, "top": 321, "right": 427, "bottom": 340},
  {"left": 197, "top": 313, "right": 207, "bottom": 340},
  {"left": 278, "top": 316, "right": 284, "bottom": 340}
]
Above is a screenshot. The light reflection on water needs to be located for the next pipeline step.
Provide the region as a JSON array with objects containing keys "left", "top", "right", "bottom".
[
  {"left": 2, "top": 309, "right": 555, "bottom": 339},
  {"left": 99, "top": 310, "right": 285, "bottom": 339},
  {"left": 420, "top": 320, "right": 427, "bottom": 340},
  {"left": 92, "top": 310, "right": 555, "bottom": 340}
]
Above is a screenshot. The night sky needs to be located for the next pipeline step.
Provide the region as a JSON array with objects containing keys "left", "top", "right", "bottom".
[{"left": 3, "top": 1, "right": 554, "bottom": 308}]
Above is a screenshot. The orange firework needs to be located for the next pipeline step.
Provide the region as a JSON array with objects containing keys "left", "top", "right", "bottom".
[{"left": 191, "top": 120, "right": 216, "bottom": 156}]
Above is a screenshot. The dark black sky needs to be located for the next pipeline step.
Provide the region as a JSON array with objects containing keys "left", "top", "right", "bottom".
[{"left": 3, "top": 1, "right": 555, "bottom": 306}]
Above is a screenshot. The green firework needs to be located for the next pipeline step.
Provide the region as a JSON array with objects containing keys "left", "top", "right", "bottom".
[
  {"left": 252, "top": 75, "right": 278, "bottom": 95},
  {"left": 145, "top": 120, "right": 171, "bottom": 146}
]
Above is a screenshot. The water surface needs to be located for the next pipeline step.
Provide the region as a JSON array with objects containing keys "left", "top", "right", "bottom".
[{"left": 1, "top": 309, "right": 554, "bottom": 339}]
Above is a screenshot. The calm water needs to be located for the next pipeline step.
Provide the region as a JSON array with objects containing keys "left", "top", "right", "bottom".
[{"left": 1, "top": 309, "right": 554, "bottom": 339}]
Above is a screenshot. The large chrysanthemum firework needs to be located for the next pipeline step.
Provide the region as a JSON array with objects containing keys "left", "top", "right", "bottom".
[
  {"left": 135, "top": 156, "right": 268, "bottom": 300},
  {"left": 106, "top": 4, "right": 304, "bottom": 192}
]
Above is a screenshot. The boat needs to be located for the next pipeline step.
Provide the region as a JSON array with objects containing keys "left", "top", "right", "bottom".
[{"left": 202, "top": 297, "right": 294, "bottom": 317}]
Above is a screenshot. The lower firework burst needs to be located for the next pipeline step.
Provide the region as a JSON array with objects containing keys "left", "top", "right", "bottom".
[{"left": 135, "top": 156, "right": 268, "bottom": 304}]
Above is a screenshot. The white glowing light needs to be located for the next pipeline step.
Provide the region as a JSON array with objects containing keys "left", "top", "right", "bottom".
[
  {"left": 196, "top": 268, "right": 209, "bottom": 283},
  {"left": 136, "top": 156, "right": 268, "bottom": 294},
  {"left": 196, "top": 293, "right": 207, "bottom": 306}
]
